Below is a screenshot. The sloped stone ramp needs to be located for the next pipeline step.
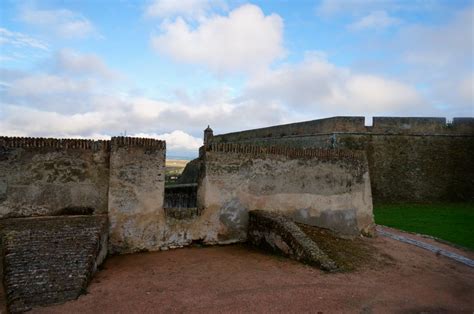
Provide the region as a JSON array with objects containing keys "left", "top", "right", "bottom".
[
  {"left": 247, "top": 210, "right": 338, "bottom": 271},
  {"left": 0, "top": 215, "right": 108, "bottom": 313}
]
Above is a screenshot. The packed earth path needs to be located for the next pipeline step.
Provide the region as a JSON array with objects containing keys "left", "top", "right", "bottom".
[{"left": 33, "top": 229, "right": 474, "bottom": 313}]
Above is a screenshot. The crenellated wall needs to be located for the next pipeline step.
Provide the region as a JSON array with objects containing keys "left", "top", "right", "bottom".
[
  {"left": 198, "top": 144, "right": 374, "bottom": 239},
  {"left": 0, "top": 137, "right": 110, "bottom": 218},
  {"left": 0, "top": 133, "right": 376, "bottom": 311},
  {"left": 210, "top": 116, "right": 474, "bottom": 203},
  {"left": 3, "top": 126, "right": 420, "bottom": 250},
  {"left": 212, "top": 117, "right": 474, "bottom": 144}
]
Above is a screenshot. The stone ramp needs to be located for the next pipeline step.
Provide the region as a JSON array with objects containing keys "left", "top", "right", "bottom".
[
  {"left": 248, "top": 210, "right": 337, "bottom": 271},
  {"left": 0, "top": 215, "right": 108, "bottom": 313}
]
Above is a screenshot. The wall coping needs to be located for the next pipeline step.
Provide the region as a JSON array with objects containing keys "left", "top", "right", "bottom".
[
  {"left": 0, "top": 136, "right": 110, "bottom": 150},
  {"left": 110, "top": 136, "right": 166, "bottom": 149},
  {"left": 0, "top": 136, "right": 167, "bottom": 151}
]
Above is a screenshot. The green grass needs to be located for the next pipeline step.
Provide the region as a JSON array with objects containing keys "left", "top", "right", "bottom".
[{"left": 374, "top": 203, "right": 474, "bottom": 250}]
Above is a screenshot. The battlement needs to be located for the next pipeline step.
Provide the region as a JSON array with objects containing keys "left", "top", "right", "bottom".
[
  {"left": 110, "top": 136, "right": 166, "bottom": 150},
  {"left": 211, "top": 116, "right": 474, "bottom": 143},
  {"left": 0, "top": 136, "right": 109, "bottom": 151},
  {"left": 205, "top": 143, "right": 362, "bottom": 160},
  {"left": 0, "top": 136, "right": 168, "bottom": 151}
]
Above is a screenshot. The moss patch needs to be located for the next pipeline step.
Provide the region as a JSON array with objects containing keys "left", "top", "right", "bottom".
[{"left": 296, "top": 223, "right": 393, "bottom": 272}]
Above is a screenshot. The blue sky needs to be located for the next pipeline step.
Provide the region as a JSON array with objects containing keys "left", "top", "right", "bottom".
[{"left": 1, "top": 0, "right": 473, "bottom": 157}]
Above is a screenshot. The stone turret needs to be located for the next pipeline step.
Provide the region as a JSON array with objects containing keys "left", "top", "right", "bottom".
[{"left": 203, "top": 125, "right": 213, "bottom": 146}]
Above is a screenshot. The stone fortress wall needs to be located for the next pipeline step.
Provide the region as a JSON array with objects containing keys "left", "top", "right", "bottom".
[
  {"left": 0, "top": 133, "right": 374, "bottom": 254},
  {"left": 0, "top": 137, "right": 110, "bottom": 218},
  {"left": 2, "top": 115, "right": 472, "bottom": 311},
  {"left": 199, "top": 143, "right": 374, "bottom": 239},
  {"left": 209, "top": 117, "right": 474, "bottom": 203}
]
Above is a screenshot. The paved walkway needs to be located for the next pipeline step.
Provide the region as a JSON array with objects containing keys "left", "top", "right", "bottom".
[{"left": 377, "top": 226, "right": 474, "bottom": 268}]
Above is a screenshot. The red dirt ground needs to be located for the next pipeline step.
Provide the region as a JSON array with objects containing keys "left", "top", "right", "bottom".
[{"left": 33, "top": 230, "right": 474, "bottom": 313}]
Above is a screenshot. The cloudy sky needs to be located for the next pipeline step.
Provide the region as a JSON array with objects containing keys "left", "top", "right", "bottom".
[{"left": 1, "top": 0, "right": 473, "bottom": 157}]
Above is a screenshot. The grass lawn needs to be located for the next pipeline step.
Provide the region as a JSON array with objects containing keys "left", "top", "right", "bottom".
[{"left": 374, "top": 203, "right": 474, "bottom": 250}]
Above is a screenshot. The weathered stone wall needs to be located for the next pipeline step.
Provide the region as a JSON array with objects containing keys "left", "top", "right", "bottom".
[
  {"left": 0, "top": 137, "right": 110, "bottom": 218},
  {"left": 248, "top": 210, "right": 337, "bottom": 271},
  {"left": 198, "top": 144, "right": 374, "bottom": 240},
  {"left": 210, "top": 117, "right": 474, "bottom": 203},
  {"left": 212, "top": 116, "right": 367, "bottom": 143},
  {"left": 335, "top": 134, "right": 474, "bottom": 203},
  {"left": 176, "top": 158, "right": 201, "bottom": 184},
  {"left": 0, "top": 215, "right": 108, "bottom": 313},
  {"left": 107, "top": 137, "right": 166, "bottom": 254}
]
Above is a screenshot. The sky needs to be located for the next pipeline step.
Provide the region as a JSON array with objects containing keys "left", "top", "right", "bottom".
[{"left": 0, "top": 0, "right": 473, "bottom": 157}]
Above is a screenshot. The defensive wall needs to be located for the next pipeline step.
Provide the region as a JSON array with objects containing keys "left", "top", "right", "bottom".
[
  {"left": 0, "top": 137, "right": 110, "bottom": 218},
  {"left": 0, "top": 136, "right": 372, "bottom": 252},
  {"left": 209, "top": 116, "right": 474, "bottom": 203},
  {"left": 199, "top": 143, "right": 374, "bottom": 239},
  {"left": 0, "top": 133, "right": 373, "bottom": 310}
]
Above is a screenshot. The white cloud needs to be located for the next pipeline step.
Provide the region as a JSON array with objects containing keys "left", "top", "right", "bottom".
[
  {"left": 151, "top": 4, "right": 285, "bottom": 74},
  {"left": 458, "top": 75, "right": 474, "bottom": 106},
  {"left": 19, "top": 8, "right": 96, "bottom": 39},
  {"left": 388, "top": 6, "right": 473, "bottom": 112},
  {"left": 0, "top": 100, "right": 202, "bottom": 152},
  {"left": 145, "top": 0, "right": 226, "bottom": 20},
  {"left": 1, "top": 49, "right": 122, "bottom": 112},
  {"left": 0, "top": 27, "right": 48, "bottom": 50},
  {"left": 244, "top": 53, "right": 426, "bottom": 116},
  {"left": 349, "top": 10, "right": 401, "bottom": 30},
  {"left": 54, "top": 49, "right": 119, "bottom": 79},
  {"left": 7, "top": 74, "right": 94, "bottom": 97},
  {"left": 134, "top": 130, "right": 202, "bottom": 151}
]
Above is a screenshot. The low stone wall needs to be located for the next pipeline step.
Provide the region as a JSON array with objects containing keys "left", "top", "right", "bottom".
[
  {"left": 0, "top": 215, "right": 108, "bottom": 313},
  {"left": 248, "top": 210, "right": 337, "bottom": 271}
]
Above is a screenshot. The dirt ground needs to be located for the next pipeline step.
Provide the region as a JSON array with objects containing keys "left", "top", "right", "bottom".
[{"left": 33, "top": 229, "right": 474, "bottom": 313}]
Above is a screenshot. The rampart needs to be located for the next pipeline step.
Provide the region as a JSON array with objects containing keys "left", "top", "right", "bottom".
[
  {"left": 0, "top": 133, "right": 374, "bottom": 309},
  {"left": 209, "top": 117, "right": 474, "bottom": 203},
  {"left": 198, "top": 143, "right": 374, "bottom": 238},
  {"left": 1, "top": 135, "right": 374, "bottom": 249}
]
